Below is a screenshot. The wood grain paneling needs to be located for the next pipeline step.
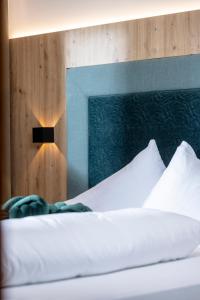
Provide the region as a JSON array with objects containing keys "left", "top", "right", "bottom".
[
  {"left": 10, "top": 32, "right": 67, "bottom": 203},
  {"left": 0, "top": 0, "right": 11, "bottom": 204},
  {"left": 66, "top": 10, "right": 200, "bottom": 68}
]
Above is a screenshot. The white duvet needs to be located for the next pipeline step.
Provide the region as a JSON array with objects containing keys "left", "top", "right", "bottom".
[{"left": 2, "top": 208, "right": 200, "bottom": 287}]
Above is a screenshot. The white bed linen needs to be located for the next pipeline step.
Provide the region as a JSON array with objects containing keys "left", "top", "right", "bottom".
[
  {"left": 67, "top": 140, "right": 165, "bottom": 211},
  {"left": 2, "top": 208, "right": 200, "bottom": 286},
  {"left": 3, "top": 246, "right": 200, "bottom": 300},
  {"left": 144, "top": 141, "right": 200, "bottom": 221}
]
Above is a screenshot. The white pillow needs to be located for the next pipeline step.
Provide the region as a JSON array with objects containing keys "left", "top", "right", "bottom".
[
  {"left": 144, "top": 141, "right": 200, "bottom": 221},
  {"left": 67, "top": 140, "right": 165, "bottom": 211},
  {"left": 2, "top": 208, "right": 200, "bottom": 286}
]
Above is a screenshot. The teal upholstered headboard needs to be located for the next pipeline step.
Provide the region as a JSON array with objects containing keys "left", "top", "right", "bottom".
[
  {"left": 88, "top": 88, "right": 200, "bottom": 187},
  {"left": 67, "top": 54, "right": 200, "bottom": 198}
]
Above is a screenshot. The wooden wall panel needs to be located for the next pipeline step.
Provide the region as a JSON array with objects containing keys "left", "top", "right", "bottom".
[
  {"left": 10, "top": 32, "right": 67, "bottom": 203},
  {"left": 66, "top": 10, "right": 200, "bottom": 68}
]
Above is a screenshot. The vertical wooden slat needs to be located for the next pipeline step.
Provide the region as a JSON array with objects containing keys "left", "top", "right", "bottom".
[
  {"left": 0, "top": 0, "right": 11, "bottom": 205},
  {"left": 10, "top": 33, "right": 67, "bottom": 203}
]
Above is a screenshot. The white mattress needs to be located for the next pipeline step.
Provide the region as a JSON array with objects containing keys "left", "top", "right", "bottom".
[{"left": 3, "top": 246, "right": 200, "bottom": 300}]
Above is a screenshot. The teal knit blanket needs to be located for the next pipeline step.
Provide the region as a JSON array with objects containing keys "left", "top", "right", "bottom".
[{"left": 2, "top": 195, "right": 92, "bottom": 219}]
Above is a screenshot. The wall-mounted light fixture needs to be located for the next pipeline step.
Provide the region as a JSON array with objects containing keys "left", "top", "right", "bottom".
[{"left": 32, "top": 127, "right": 54, "bottom": 143}]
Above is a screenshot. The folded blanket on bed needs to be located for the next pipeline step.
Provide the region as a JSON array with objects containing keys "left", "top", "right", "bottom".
[
  {"left": 2, "top": 195, "right": 91, "bottom": 218},
  {"left": 49, "top": 202, "right": 92, "bottom": 214},
  {"left": 2, "top": 195, "right": 49, "bottom": 218},
  {"left": 2, "top": 208, "right": 200, "bottom": 287}
]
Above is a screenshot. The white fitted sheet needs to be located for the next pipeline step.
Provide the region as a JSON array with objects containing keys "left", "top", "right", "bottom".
[{"left": 3, "top": 246, "right": 200, "bottom": 300}]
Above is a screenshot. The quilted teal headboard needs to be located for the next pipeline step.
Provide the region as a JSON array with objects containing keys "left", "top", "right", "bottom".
[{"left": 88, "top": 88, "right": 200, "bottom": 187}]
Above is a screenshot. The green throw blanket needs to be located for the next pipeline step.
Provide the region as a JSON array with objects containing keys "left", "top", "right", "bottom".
[{"left": 2, "top": 195, "right": 92, "bottom": 219}]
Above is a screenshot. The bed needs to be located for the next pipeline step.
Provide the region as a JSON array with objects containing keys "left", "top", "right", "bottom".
[
  {"left": 3, "top": 246, "right": 200, "bottom": 300},
  {"left": 2, "top": 88, "right": 200, "bottom": 300}
]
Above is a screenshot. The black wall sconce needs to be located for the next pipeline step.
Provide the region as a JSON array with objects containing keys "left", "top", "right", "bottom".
[{"left": 32, "top": 127, "right": 54, "bottom": 143}]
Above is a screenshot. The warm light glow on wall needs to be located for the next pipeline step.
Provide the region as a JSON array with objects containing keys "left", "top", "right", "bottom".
[
  {"left": 8, "top": 0, "right": 200, "bottom": 39},
  {"left": 33, "top": 143, "right": 58, "bottom": 157},
  {"left": 31, "top": 143, "right": 66, "bottom": 172},
  {"left": 30, "top": 101, "right": 65, "bottom": 129},
  {"left": 30, "top": 142, "right": 66, "bottom": 197},
  {"left": 37, "top": 118, "right": 58, "bottom": 128}
]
